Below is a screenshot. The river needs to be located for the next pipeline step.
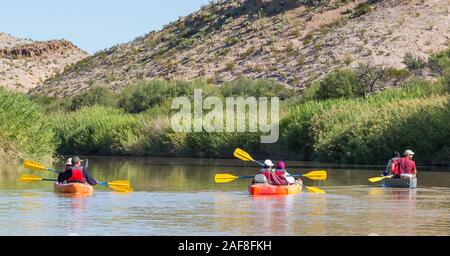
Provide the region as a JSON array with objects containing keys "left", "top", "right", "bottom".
[{"left": 1, "top": 157, "right": 449, "bottom": 236}]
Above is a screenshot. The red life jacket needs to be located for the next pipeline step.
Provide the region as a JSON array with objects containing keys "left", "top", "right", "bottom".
[
  {"left": 67, "top": 166, "right": 86, "bottom": 183},
  {"left": 260, "top": 170, "right": 289, "bottom": 186},
  {"left": 392, "top": 159, "right": 400, "bottom": 175},
  {"left": 275, "top": 169, "right": 286, "bottom": 176}
]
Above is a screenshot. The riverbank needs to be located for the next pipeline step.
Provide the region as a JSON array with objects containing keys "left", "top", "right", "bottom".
[{"left": 1, "top": 49, "right": 449, "bottom": 166}]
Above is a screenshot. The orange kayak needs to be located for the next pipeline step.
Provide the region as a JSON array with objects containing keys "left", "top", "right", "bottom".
[
  {"left": 248, "top": 183, "right": 302, "bottom": 195},
  {"left": 54, "top": 183, "right": 94, "bottom": 195}
]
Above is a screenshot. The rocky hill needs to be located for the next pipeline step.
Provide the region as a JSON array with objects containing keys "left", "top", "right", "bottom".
[
  {"left": 0, "top": 33, "right": 87, "bottom": 92},
  {"left": 34, "top": 0, "right": 450, "bottom": 97}
]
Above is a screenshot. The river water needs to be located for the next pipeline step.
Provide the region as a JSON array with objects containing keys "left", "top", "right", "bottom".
[{"left": 1, "top": 157, "right": 449, "bottom": 236}]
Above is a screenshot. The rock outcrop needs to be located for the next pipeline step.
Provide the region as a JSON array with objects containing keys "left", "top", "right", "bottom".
[{"left": 0, "top": 33, "right": 87, "bottom": 92}]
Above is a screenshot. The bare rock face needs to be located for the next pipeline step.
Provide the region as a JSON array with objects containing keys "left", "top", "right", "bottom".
[
  {"left": 34, "top": 0, "right": 450, "bottom": 97},
  {"left": 0, "top": 40, "right": 78, "bottom": 58},
  {"left": 0, "top": 33, "right": 88, "bottom": 92}
]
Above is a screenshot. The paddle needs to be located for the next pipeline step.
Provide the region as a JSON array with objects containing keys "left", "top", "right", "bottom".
[
  {"left": 233, "top": 148, "right": 265, "bottom": 166},
  {"left": 214, "top": 173, "right": 326, "bottom": 194},
  {"left": 20, "top": 174, "right": 57, "bottom": 183},
  {"left": 215, "top": 170, "right": 327, "bottom": 183},
  {"left": 23, "top": 160, "right": 133, "bottom": 192},
  {"left": 231, "top": 148, "right": 327, "bottom": 194},
  {"left": 23, "top": 160, "right": 61, "bottom": 174},
  {"left": 368, "top": 175, "right": 392, "bottom": 183},
  {"left": 19, "top": 174, "right": 133, "bottom": 193}
]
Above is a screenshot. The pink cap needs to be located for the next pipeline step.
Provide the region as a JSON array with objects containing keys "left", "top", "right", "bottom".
[{"left": 276, "top": 161, "right": 286, "bottom": 169}]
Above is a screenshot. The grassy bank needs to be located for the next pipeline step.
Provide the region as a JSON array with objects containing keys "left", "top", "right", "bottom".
[
  {"left": 43, "top": 77, "right": 448, "bottom": 166},
  {"left": 0, "top": 87, "right": 56, "bottom": 161}
]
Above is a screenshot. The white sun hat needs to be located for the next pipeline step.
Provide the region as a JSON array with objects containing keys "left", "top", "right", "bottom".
[
  {"left": 404, "top": 150, "right": 415, "bottom": 156},
  {"left": 264, "top": 159, "right": 274, "bottom": 167}
]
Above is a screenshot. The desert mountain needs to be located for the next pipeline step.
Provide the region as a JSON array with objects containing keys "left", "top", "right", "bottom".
[
  {"left": 0, "top": 32, "right": 87, "bottom": 92},
  {"left": 34, "top": 0, "right": 450, "bottom": 97}
]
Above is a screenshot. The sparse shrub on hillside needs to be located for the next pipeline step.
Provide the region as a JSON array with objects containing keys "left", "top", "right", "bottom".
[
  {"left": 343, "top": 55, "right": 353, "bottom": 65},
  {"left": 403, "top": 53, "right": 427, "bottom": 70},
  {"left": 298, "top": 0, "right": 330, "bottom": 7},
  {"left": 353, "top": 3, "right": 372, "bottom": 18},
  {"left": 224, "top": 61, "right": 235, "bottom": 72}
]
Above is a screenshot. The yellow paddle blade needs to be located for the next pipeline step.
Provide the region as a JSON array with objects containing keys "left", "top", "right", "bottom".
[
  {"left": 305, "top": 186, "right": 325, "bottom": 194},
  {"left": 233, "top": 148, "right": 254, "bottom": 162},
  {"left": 110, "top": 185, "right": 133, "bottom": 193},
  {"left": 368, "top": 176, "right": 388, "bottom": 183},
  {"left": 214, "top": 174, "right": 239, "bottom": 183},
  {"left": 20, "top": 174, "right": 43, "bottom": 183},
  {"left": 303, "top": 170, "right": 327, "bottom": 180},
  {"left": 23, "top": 160, "right": 47, "bottom": 171},
  {"left": 107, "top": 180, "right": 130, "bottom": 186}
]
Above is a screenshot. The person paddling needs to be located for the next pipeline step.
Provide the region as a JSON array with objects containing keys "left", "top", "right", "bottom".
[
  {"left": 275, "top": 161, "right": 294, "bottom": 184},
  {"left": 57, "top": 156, "right": 97, "bottom": 185},
  {"left": 396, "top": 150, "right": 417, "bottom": 179},
  {"left": 383, "top": 151, "right": 401, "bottom": 177},
  {"left": 275, "top": 161, "right": 304, "bottom": 186},
  {"left": 253, "top": 159, "right": 289, "bottom": 185},
  {"left": 64, "top": 158, "right": 73, "bottom": 172}
]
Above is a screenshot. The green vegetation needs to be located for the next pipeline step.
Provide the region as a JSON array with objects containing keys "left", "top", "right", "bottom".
[
  {"left": 353, "top": 3, "right": 372, "bottom": 18},
  {"left": 4, "top": 47, "right": 450, "bottom": 166},
  {"left": 0, "top": 87, "right": 56, "bottom": 160},
  {"left": 314, "top": 69, "right": 365, "bottom": 99},
  {"left": 282, "top": 82, "right": 449, "bottom": 164},
  {"left": 403, "top": 53, "right": 427, "bottom": 70}
]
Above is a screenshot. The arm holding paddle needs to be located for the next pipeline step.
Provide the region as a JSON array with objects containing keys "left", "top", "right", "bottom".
[{"left": 82, "top": 159, "right": 97, "bottom": 185}]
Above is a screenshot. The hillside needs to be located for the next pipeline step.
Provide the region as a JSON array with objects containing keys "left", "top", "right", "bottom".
[
  {"left": 34, "top": 0, "right": 450, "bottom": 97},
  {"left": 0, "top": 33, "right": 87, "bottom": 92}
]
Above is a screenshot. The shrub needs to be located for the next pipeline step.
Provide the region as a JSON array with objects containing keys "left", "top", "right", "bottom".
[
  {"left": 69, "top": 86, "right": 117, "bottom": 111},
  {"left": 353, "top": 3, "right": 372, "bottom": 18},
  {"left": 220, "top": 78, "right": 296, "bottom": 99},
  {"left": 315, "top": 69, "right": 366, "bottom": 99},
  {"left": 428, "top": 48, "right": 450, "bottom": 75},
  {"left": 298, "top": 0, "right": 330, "bottom": 7},
  {"left": 118, "top": 80, "right": 192, "bottom": 113},
  {"left": 403, "top": 53, "right": 426, "bottom": 70}
]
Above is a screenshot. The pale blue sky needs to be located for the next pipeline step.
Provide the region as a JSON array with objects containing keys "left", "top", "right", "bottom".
[{"left": 0, "top": 0, "right": 210, "bottom": 53}]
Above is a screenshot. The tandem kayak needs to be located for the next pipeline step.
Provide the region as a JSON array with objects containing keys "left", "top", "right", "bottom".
[
  {"left": 382, "top": 177, "right": 417, "bottom": 189},
  {"left": 54, "top": 182, "right": 94, "bottom": 195},
  {"left": 248, "top": 183, "right": 302, "bottom": 195}
]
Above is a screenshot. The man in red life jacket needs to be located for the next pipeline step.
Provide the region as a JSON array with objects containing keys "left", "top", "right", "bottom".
[
  {"left": 396, "top": 150, "right": 417, "bottom": 179},
  {"left": 57, "top": 156, "right": 97, "bottom": 185}
]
